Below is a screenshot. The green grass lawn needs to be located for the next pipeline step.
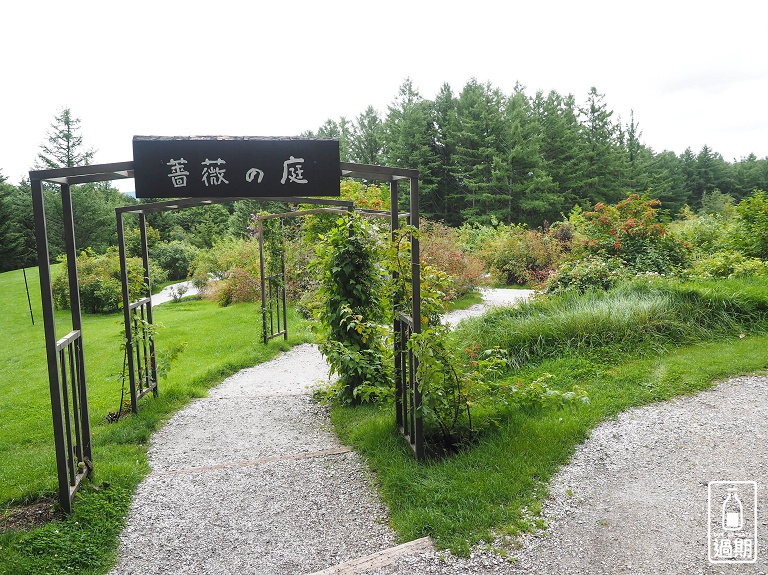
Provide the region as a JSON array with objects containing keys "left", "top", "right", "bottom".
[
  {"left": 2, "top": 269, "right": 768, "bottom": 572},
  {"left": 332, "top": 335, "right": 768, "bottom": 555},
  {"left": 0, "top": 267, "right": 313, "bottom": 574}
]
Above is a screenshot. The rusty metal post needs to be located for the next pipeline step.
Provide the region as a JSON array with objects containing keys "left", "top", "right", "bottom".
[
  {"left": 139, "top": 213, "right": 158, "bottom": 394},
  {"left": 60, "top": 183, "right": 92, "bottom": 470},
  {"left": 31, "top": 176, "right": 73, "bottom": 512},
  {"left": 409, "top": 175, "right": 424, "bottom": 460},
  {"left": 258, "top": 217, "right": 268, "bottom": 344},
  {"left": 116, "top": 210, "right": 138, "bottom": 412}
]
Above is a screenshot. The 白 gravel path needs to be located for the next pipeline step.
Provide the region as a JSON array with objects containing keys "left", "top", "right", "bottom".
[
  {"left": 109, "top": 289, "right": 768, "bottom": 574},
  {"left": 109, "top": 343, "right": 397, "bottom": 575}
]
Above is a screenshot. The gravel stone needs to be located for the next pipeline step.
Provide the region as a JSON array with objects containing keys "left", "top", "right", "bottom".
[
  {"left": 367, "top": 375, "right": 768, "bottom": 574},
  {"left": 110, "top": 291, "right": 768, "bottom": 574}
]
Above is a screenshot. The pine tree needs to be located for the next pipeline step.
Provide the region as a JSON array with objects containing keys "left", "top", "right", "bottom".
[
  {"left": 314, "top": 117, "right": 353, "bottom": 162},
  {"left": 430, "top": 83, "right": 462, "bottom": 224},
  {"left": 35, "top": 107, "right": 96, "bottom": 170},
  {"left": 492, "top": 86, "right": 558, "bottom": 225},
  {"left": 733, "top": 154, "right": 768, "bottom": 200},
  {"left": 0, "top": 182, "right": 26, "bottom": 271},
  {"left": 644, "top": 151, "right": 687, "bottom": 216},
  {"left": 579, "top": 87, "right": 624, "bottom": 205},
  {"left": 536, "top": 90, "right": 587, "bottom": 212},
  {"left": 350, "top": 106, "right": 383, "bottom": 165},
  {"left": 449, "top": 79, "right": 509, "bottom": 224},
  {"left": 383, "top": 79, "right": 441, "bottom": 212}
]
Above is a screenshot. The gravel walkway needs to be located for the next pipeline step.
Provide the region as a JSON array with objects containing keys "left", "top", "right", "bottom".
[
  {"left": 152, "top": 281, "right": 199, "bottom": 306},
  {"left": 109, "top": 344, "right": 397, "bottom": 575},
  {"left": 109, "top": 289, "right": 768, "bottom": 574}
]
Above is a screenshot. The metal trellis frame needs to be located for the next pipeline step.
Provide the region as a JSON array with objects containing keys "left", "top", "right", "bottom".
[
  {"left": 29, "top": 162, "right": 133, "bottom": 513},
  {"left": 30, "top": 157, "right": 424, "bottom": 513}
]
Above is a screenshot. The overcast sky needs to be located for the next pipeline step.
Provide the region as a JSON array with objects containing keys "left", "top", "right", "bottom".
[{"left": 3, "top": 0, "right": 767, "bottom": 194}]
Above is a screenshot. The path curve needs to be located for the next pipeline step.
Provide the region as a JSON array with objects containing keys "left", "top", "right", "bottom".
[
  {"left": 442, "top": 287, "right": 533, "bottom": 327},
  {"left": 110, "top": 289, "right": 767, "bottom": 573}
]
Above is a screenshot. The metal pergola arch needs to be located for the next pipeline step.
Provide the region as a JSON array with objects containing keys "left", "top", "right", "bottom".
[{"left": 30, "top": 159, "right": 424, "bottom": 513}]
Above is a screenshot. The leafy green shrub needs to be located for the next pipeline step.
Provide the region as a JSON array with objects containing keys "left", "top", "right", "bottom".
[
  {"left": 579, "top": 194, "right": 688, "bottom": 273},
  {"left": 52, "top": 248, "right": 166, "bottom": 313},
  {"left": 420, "top": 220, "right": 486, "bottom": 298},
  {"left": 191, "top": 238, "right": 263, "bottom": 305},
  {"left": 387, "top": 224, "right": 453, "bottom": 328},
  {"left": 316, "top": 304, "right": 393, "bottom": 404},
  {"left": 732, "top": 190, "right": 768, "bottom": 258},
  {"left": 150, "top": 240, "right": 200, "bottom": 281},
  {"left": 545, "top": 255, "right": 627, "bottom": 293},
  {"left": 124, "top": 224, "right": 161, "bottom": 258},
  {"left": 699, "top": 189, "right": 735, "bottom": 217},
  {"left": 314, "top": 215, "right": 390, "bottom": 404},
  {"left": 668, "top": 212, "right": 730, "bottom": 257},
  {"left": 688, "top": 250, "right": 768, "bottom": 279},
  {"left": 491, "top": 227, "right": 562, "bottom": 285},
  {"left": 216, "top": 267, "right": 262, "bottom": 306},
  {"left": 461, "top": 222, "right": 564, "bottom": 287}
]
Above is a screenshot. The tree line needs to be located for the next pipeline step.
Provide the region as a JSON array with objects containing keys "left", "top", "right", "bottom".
[
  {"left": 2, "top": 79, "right": 768, "bottom": 272},
  {"left": 305, "top": 78, "right": 768, "bottom": 226}
]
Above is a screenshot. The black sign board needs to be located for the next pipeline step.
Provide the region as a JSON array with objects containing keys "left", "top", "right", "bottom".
[{"left": 132, "top": 136, "right": 340, "bottom": 198}]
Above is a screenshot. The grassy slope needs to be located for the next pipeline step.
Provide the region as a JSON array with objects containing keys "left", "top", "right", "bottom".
[
  {"left": 331, "top": 280, "right": 768, "bottom": 555},
  {"left": 0, "top": 267, "right": 313, "bottom": 574}
]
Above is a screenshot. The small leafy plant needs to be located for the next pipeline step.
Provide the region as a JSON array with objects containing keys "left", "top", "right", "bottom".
[{"left": 409, "top": 327, "right": 589, "bottom": 449}]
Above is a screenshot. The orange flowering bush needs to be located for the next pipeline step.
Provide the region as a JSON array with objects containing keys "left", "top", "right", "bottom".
[{"left": 581, "top": 194, "right": 688, "bottom": 273}]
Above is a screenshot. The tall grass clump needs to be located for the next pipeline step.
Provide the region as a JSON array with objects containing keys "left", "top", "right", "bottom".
[{"left": 454, "top": 278, "right": 768, "bottom": 368}]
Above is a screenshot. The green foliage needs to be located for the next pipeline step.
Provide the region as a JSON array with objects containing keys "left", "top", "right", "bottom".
[
  {"left": 386, "top": 224, "right": 453, "bottom": 328},
  {"left": 0, "top": 184, "right": 25, "bottom": 272},
  {"left": 506, "top": 373, "right": 590, "bottom": 412},
  {"left": 546, "top": 255, "right": 627, "bottom": 293},
  {"left": 489, "top": 225, "right": 564, "bottom": 286},
  {"left": 172, "top": 204, "right": 232, "bottom": 249},
  {"left": 699, "top": 189, "right": 735, "bottom": 216},
  {"left": 409, "top": 327, "right": 508, "bottom": 442},
  {"left": 687, "top": 250, "right": 768, "bottom": 279},
  {"left": 51, "top": 248, "right": 166, "bottom": 314},
  {"left": 190, "top": 238, "right": 262, "bottom": 306},
  {"left": 579, "top": 194, "right": 688, "bottom": 273},
  {"left": 314, "top": 215, "right": 389, "bottom": 404},
  {"left": 457, "top": 220, "right": 567, "bottom": 287},
  {"left": 149, "top": 240, "right": 200, "bottom": 281},
  {"left": 124, "top": 224, "right": 161, "bottom": 258},
  {"left": 455, "top": 279, "right": 768, "bottom": 370},
  {"left": 339, "top": 180, "right": 391, "bottom": 212},
  {"left": 669, "top": 211, "right": 733, "bottom": 257},
  {"left": 419, "top": 219, "right": 486, "bottom": 299},
  {"left": 409, "top": 327, "right": 588, "bottom": 445},
  {"left": 732, "top": 190, "right": 768, "bottom": 258},
  {"left": 316, "top": 304, "right": 393, "bottom": 405}
]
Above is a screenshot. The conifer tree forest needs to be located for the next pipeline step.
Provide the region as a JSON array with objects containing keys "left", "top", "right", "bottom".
[{"left": 2, "top": 79, "right": 768, "bottom": 273}]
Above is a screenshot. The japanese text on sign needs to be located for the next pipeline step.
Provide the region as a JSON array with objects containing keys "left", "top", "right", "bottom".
[{"left": 133, "top": 137, "right": 340, "bottom": 198}]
